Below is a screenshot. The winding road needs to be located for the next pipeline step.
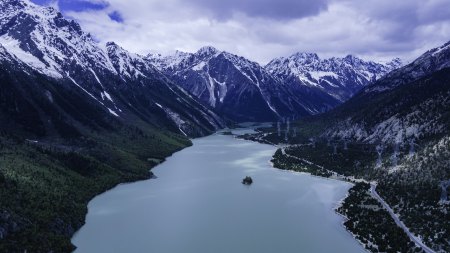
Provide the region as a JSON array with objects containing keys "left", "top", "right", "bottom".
[
  {"left": 370, "top": 184, "right": 436, "bottom": 253},
  {"left": 277, "top": 145, "right": 437, "bottom": 253}
]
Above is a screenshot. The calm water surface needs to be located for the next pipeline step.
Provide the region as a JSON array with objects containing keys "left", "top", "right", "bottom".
[{"left": 72, "top": 128, "right": 365, "bottom": 253}]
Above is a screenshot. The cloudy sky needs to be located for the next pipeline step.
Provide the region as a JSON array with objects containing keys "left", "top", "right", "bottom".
[{"left": 32, "top": 0, "right": 450, "bottom": 64}]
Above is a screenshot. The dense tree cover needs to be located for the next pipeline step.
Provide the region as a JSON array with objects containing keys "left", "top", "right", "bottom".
[
  {"left": 283, "top": 142, "right": 377, "bottom": 177},
  {"left": 237, "top": 49, "right": 450, "bottom": 253},
  {"left": 337, "top": 183, "right": 422, "bottom": 253},
  {"left": 271, "top": 148, "right": 332, "bottom": 177},
  {"left": 377, "top": 137, "right": 450, "bottom": 252},
  {"left": 0, "top": 49, "right": 212, "bottom": 252},
  {"left": 242, "top": 128, "right": 449, "bottom": 252},
  {"left": 0, "top": 125, "right": 190, "bottom": 252}
]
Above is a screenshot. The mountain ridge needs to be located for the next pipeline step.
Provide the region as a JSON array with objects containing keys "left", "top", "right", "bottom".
[
  {"left": 266, "top": 52, "right": 402, "bottom": 102},
  {"left": 147, "top": 46, "right": 340, "bottom": 121},
  {"left": 0, "top": 0, "right": 225, "bottom": 138},
  {"left": 148, "top": 45, "right": 402, "bottom": 122},
  {"left": 242, "top": 39, "right": 450, "bottom": 252},
  {"left": 321, "top": 39, "right": 450, "bottom": 145}
]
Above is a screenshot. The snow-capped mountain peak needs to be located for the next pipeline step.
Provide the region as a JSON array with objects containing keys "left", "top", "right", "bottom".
[
  {"left": 146, "top": 46, "right": 342, "bottom": 121},
  {"left": 145, "top": 50, "right": 195, "bottom": 72},
  {"left": 106, "top": 41, "right": 161, "bottom": 79},
  {"left": 266, "top": 52, "right": 402, "bottom": 102},
  {"left": 365, "top": 40, "right": 450, "bottom": 93},
  {"left": 0, "top": 0, "right": 117, "bottom": 78},
  {"left": 0, "top": 0, "right": 225, "bottom": 137},
  {"left": 429, "top": 41, "right": 450, "bottom": 57},
  {"left": 196, "top": 46, "right": 220, "bottom": 57},
  {"left": 384, "top": 58, "right": 403, "bottom": 69},
  {"left": 291, "top": 52, "right": 320, "bottom": 63},
  {"left": 322, "top": 40, "right": 450, "bottom": 149}
]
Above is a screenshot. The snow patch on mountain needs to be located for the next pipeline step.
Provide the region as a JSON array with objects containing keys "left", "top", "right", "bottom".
[
  {"left": 106, "top": 42, "right": 155, "bottom": 79},
  {"left": 309, "top": 71, "right": 339, "bottom": 81},
  {"left": 0, "top": 35, "right": 61, "bottom": 78},
  {"left": 323, "top": 91, "right": 450, "bottom": 145},
  {"left": 147, "top": 46, "right": 344, "bottom": 121},
  {"left": 0, "top": 0, "right": 117, "bottom": 78},
  {"left": 67, "top": 75, "right": 104, "bottom": 106},
  {"left": 266, "top": 53, "right": 402, "bottom": 102},
  {"left": 161, "top": 107, "right": 187, "bottom": 136},
  {"left": 107, "top": 108, "right": 119, "bottom": 117},
  {"left": 431, "top": 43, "right": 450, "bottom": 57},
  {"left": 103, "top": 91, "right": 113, "bottom": 102},
  {"left": 192, "top": 61, "right": 206, "bottom": 71},
  {"left": 89, "top": 68, "right": 104, "bottom": 88},
  {"left": 366, "top": 40, "right": 450, "bottom": 93}
]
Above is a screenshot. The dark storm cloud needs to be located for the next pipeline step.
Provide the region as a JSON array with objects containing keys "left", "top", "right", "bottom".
[{"left": 186, "top": 0, "right": 330, "bottom": 20}]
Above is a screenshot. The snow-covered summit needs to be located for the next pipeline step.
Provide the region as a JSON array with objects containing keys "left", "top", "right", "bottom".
[
  {"left": 196, "top": 46, "right": 220, "bottom": 58},
  {"left": 266, "top": 52, "right": 402, "bottom": 101},
  {"left": 147, "top": 46, "right": 273, "bottom": 108},
  {"left": 146, "top": 46, "right": 341, "bottom": 121},
  {"left": 0, "top": 1, "right": 226, "bottom": 136},
  {"left": 366, "top": 40, "right": 450, "bottom": 93},
  {"left": 148, "top": 46, "right": 265, "bottom": 77},
  {"left": 0, "top": 0, "right": 116, "bottom": 78},
  {"left": 384, "top": 58, "right": 403, "bottom": 70},
  {"left": 106, "top": 41, "right": 161, "bottom": 79},
  {"left": 146, "top": 50, "right": 194, "bottom": 72}
]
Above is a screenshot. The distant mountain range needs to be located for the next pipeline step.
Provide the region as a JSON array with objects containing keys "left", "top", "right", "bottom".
[
  {"left": 0, "top": 0, "right": 403, "bottom": 125},
  {"left": 2, "top": 1, "right": 449, "bottom": 252},
  {"left": 266, "top": 53, "right": 402, "bottom": 102},
  {"left": 148, "top": 47, "right": 401, "bottom": 122},
  {"left": 147, "top": 46, "right": 333, "bottom": 121}
]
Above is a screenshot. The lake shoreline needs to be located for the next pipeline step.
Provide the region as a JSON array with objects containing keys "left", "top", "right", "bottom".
[
  {"left": 72, "top": 128, "right": 366, "bottom": 253},
  {"left": 234, "top": 133, "right": 370, "bottom": 253}
]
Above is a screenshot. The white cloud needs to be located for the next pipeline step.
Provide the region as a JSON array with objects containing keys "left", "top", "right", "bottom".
[{"left": 65, "top": 0, "right": 450, "bottom": 64}]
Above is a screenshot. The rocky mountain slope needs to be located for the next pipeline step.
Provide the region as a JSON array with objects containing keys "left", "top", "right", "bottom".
[
  {"left": 266, "top": 53, "right": 402, "bottom": 102},
  {"left": 148, "top": 47, "right": 401, "bottom": 122},
  {"left": 246, "top": 40, "right": 450, "bottom": 253},
  {"left": 0, "top": 0, "right": 225, "bottom": 139},
  {"left": 321, "top": 41, "right": 450, "bottom": 146},
  {"left": 147, "top": 47, "right": 341, "bottom": 122}
]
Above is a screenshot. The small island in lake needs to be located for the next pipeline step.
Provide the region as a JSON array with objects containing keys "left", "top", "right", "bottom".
[{"left": 242, "top": 176, "right": 253, "bottom": 185}]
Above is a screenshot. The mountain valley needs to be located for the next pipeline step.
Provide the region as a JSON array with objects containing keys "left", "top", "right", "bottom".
[{"left": 0, "top": 1, "right": 449, "bottom": 252}]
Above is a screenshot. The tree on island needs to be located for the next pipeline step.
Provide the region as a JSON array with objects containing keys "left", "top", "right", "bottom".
[{"left": 242, "top": 176, "right": 253, "bottom": 185}]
